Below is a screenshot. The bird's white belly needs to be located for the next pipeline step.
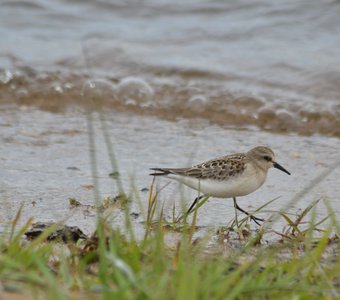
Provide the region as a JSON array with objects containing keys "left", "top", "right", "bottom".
[{"left": 167, "top": 170, "right": 266, "bottom": 198}]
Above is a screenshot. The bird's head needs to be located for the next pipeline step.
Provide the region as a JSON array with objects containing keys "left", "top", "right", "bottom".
[{"left": 247, "top": 146, "right": 290, "bottom": 175}]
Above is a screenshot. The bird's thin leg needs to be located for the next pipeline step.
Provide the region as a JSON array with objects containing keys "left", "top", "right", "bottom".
[
  {"left": 187, "top": 195, "right": 204, "bottom": 215},
  {"left": 233, "top": 197, "right": 239, "bottom": 228},
  {"left": 233, "top": 197, "right": 264, "bottom": 226},
  {"left": 177, "top": 195, "right": 204, "bottom": 223}
]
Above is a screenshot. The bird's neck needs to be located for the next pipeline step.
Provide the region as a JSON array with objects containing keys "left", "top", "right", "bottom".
[{"left": 251, "top": 158, "right": 268, "bottom": 176}]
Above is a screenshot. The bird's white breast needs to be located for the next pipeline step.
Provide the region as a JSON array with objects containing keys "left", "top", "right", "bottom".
[{"left": 166, "top": 164, "right": 267, "bottom": 198}]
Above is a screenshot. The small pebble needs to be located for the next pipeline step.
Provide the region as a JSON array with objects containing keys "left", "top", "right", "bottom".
[{"left": 130, "top": 212, "right": 140, "bottom": 219}]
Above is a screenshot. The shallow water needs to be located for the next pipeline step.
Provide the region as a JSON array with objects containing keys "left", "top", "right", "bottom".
[
  {"left": 0, "top": 107, "right": 339, "bottom": 235},
  {"left": 0, "top": 0, "right": 340, "bottom": 136}
]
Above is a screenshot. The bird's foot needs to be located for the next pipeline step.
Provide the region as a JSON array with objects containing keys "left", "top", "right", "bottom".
[{"left": 249, "top": 215, "right": 264, "bottom": 226}]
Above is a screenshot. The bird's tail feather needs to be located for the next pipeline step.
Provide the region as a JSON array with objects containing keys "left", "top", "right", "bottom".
[{"left": 149, "top": 168, "right": 171, "bottom": 176}]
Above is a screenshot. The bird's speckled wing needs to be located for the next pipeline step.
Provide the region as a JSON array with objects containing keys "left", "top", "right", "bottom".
[{"left": 151, "top": 153, "right": 247, "bottom": 180}]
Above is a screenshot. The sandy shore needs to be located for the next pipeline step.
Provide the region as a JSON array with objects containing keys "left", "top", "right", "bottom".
[{"left": 0, "top": 105, "right": 339, "bottom": 238}]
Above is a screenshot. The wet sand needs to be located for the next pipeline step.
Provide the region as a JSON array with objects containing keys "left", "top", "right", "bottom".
[{"left": 1, "top": 105, "right": 339, "bottom": 236}]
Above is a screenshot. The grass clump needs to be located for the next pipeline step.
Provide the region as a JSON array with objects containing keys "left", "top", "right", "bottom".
[{"left": 1, "top": 182, "right": 340, "bottom": 300}]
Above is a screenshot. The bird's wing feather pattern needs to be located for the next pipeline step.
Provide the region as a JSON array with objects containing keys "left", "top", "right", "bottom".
[{"left": 151, "top": 153, "right": 247, "bottom": 180}]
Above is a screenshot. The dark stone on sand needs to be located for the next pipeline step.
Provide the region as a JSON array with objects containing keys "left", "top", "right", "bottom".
[
  {"left": 109, "top": 171, "right": 120, "bottom": 179},
  {"left": 67, "top": 166, "right": 80, "bottom": 171},
  {"left": 130, "top": 212, "right": 140, "bottom": 219},
  {"left": 25, "top": 222, "right": 87, "bottom": 243}
]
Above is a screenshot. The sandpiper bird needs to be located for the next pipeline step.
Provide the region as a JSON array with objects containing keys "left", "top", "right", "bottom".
[{"left": 150, "top": 146, "right": 290, "bottom": 225}]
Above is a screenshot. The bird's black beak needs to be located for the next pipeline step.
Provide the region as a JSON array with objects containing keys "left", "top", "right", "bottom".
[{"left": 273, "top": 162, "right": 291, "bottom": 175}]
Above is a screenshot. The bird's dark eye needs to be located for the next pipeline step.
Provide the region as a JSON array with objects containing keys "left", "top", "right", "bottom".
[{"left": 263, "top": 155, "right": 271, "bottom": 161}]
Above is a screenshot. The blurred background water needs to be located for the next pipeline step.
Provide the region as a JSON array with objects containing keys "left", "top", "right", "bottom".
[{"left": 1, "top": 0, "right": 340, "bottom": 136}]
